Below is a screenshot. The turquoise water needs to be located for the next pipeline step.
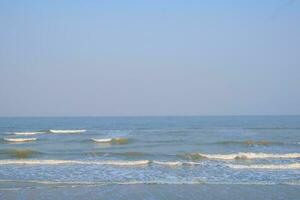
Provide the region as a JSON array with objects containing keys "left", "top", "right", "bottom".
[{"left": 0, "top": 116, "right": 300, "bottom": 199}]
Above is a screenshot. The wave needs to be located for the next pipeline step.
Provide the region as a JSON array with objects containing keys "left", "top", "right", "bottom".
[
  {"left": 0, "top": 159, "right": 201, "bottom": 167},
  {"left": 228, "top": 163, "right": 300, "bottom": 170},
  {"left": 0, "top": 149, "right": 42, "bottom": 159},
  {"left": 0, "top": 159, "right": 150, "bottom": 166},
  {"left": 14, "top": 132, "right": 44, "bottom": 136},
  {"left": 1, "top": 179, "right": 300, "bottom": 187},
  {"left": 3, "top": 138, "right": 37, "bottom": 142},
  {"left": 183, "top": 152, "right": 300, "bottom": 160},
  {"left": 49, "top": 130, "right": 86, "bottom": 134},
  {"left": 0, "top": 179, "right": 204, "bottom": 186},
  {"left": 152, "top": 161, "right": 183, "bottom": 166},
  {"left": 152, "top": 160, "right": 201, "bottom": 167},
  {"left": 92, "top": 137, "right": 129, "bottom": 144},
  {"left": 92, "top": 138, "right": 112, "bottom": 143}
]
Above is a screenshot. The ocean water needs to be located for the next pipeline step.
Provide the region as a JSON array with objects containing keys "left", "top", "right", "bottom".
[{"left": 0, "top": 116, "right": 300, "bottom": 199}]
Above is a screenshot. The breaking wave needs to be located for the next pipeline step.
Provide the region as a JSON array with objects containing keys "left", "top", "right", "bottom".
[
  {"left": 0, "top": 159, "right": 150, "bottom": 166},
  {"left": 92, "top": 137, "right": 129, "bottom": 144},
  {"left": 3, "top": 138, "right": 37, "bottom": 142},
  {"left": 151, "top": 161, "right": 201, "bottom": 166},
  {"left": 152, "top": 161, "right": 183, "bottom": 166},
  {"left": 227, "top": 163, "right": 300, "bottom": 170},
  {"left": 92, "top": 138, "right": 112, "bottom": 143},
  {"left": 183, "top": 152, "right": 300, "bottom": 160},
  {"left": 0, "top": 159, "right": 202, "bottom": 167},
  {"left": 0, "top": 179, "right": 204, "bottom": 186},
  {"left": 1, "top": 179, "right": 299, "bottom": 186},
  {"left": 49, "top": 130, "right": 86, "bottom": 134},
  {"left": 14, "top": 132, "right": 44, "bottom": 136}
]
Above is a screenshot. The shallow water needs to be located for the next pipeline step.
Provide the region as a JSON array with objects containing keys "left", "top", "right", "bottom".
[
  {"left": 0, "top": 116, "right": 299, "bottom": 199},
  {"left": 1, "top": 184, "right": 300, "bottom": 200}
]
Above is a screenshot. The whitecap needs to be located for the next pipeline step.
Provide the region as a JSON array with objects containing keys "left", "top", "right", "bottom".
[
  {"left": 0, "top": 179, "right": 204, "bottom": 186},
  {"left": 228, "top": 163, "right": 300, "bottom": 170},
  {"left": 92, "top": 137, "right": 129, "bottom": 144},
  {"left": 49, "top": 130, "right": 86, "bottom": 133},
  {"left": 4, "top": 138, "right": 37, "bottom": 142},
  {"left": 152, "top": 161, "right": 183, "bottom": 166},
  {"left": 92, "top": 138, "right": 112, "bottom": 143},
  {"left": 193, "top": 152, "right": 300, "bottom": 160},
  {"left": 14, "top": 132, "right": 43, "bottom": 136},
  {"left": 0, "top": 159, "right": 150, "bottom": 166}
]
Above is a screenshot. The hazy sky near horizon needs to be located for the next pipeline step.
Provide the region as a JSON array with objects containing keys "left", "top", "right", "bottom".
[{"left": 0, "top": 0, "right": 300, "bottom": 116}]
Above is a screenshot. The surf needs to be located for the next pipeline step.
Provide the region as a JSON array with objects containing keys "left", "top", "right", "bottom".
[
  {"left": 184, "top": 152, "right": 300, "bottom": 160},
  {"left": 92, "top": 137, "right": 129, "bottom": 144},
  {"left": 14, "top": 132, "right": 44, "bottom": 136},
  {"left": 152, "top": 161, "right": 183, "bottom": 166},
  {"left": 49, "top": 129, "right": 86, "bottom": 133},
  {"left": 152, "top": 160, "right": 201, "bottom": 167},
  {"left": 0, "top": 159, "right": 150, "bottom": 166},
  {"left": 92, "top": 138, "right": 112, "bottom": 143},
  {"left": 3, "top": 138, "right": 37, "bottom": 142},
  {"left": 228, "top": 163, "right": 300, "bottom": 170},
  {"left": 0, "top": 159, "right": 201, "bottom": 167},
  {"left": 0, "top": 179, "right": 204, "bottom": 186}
]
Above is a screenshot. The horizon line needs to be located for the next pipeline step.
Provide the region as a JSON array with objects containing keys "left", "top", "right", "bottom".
[{"left": 0, "top": 114, "right": 300, "bottom": 118}]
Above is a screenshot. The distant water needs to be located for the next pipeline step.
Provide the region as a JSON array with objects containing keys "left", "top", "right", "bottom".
[{"left": 0, "top": 116, "right": 300, "bottom": 199}]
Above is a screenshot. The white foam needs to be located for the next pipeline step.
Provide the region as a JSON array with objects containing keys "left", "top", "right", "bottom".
[
  {"left": 196, "top": 152, "right": 300, "bottom": 160},
  {"left": 153, "top": 161, "right": 183, "bottom": 166},
  {"left": 100, "top": 160, "right": 149, "bottom": 166},
  {"left": 0, "top": 159, "right": 150, "bottom": 166},
  {"left": 152, "top": 161, "right": 202, "bottom": 167},
  {"left": 0, "top": 179, "right": 204, "bottom": 186},
  {"left": 14, "top": 132, "right": 43, "bottom": 136},
  {"left": 3, "top": 138, "right": 37, "bottom": 142},
  {"left": 49, "top": 130, "right": 86, "bottom": 133},
  {"left": 92, "top": 137, "right": 128, "bottom": 144},
  {"left": 228, "top": 163, "right": 300, "bottom": 170},
  {"left": 92, "top": 138, "right": 112, "bottom": 143},
  {"left": 184, "top": 161, "right": 202, "bottom": 165}
]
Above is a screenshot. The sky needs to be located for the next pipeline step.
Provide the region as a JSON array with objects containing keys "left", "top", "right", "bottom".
[{"left": 0, "top": 0, "right": 299, "bottom": 116}]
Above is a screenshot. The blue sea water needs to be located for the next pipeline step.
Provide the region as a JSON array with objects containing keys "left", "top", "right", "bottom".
[{"left": 0, "top": 116, "right": 300, "bottom": 199}]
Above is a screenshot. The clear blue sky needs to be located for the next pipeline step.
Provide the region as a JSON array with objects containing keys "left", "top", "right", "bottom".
[{"left": 0, "top": 0, "right": 299, "bottom": 116}]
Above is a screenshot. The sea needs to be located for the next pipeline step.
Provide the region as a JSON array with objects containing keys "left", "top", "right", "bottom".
[{"left": 0, "top": 116, "right": 299, "bottom": 200}]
